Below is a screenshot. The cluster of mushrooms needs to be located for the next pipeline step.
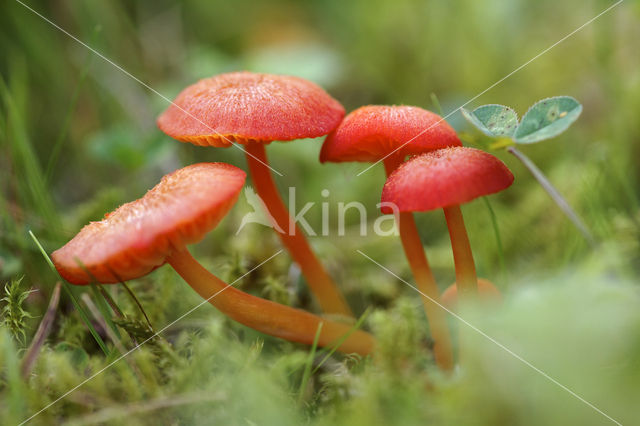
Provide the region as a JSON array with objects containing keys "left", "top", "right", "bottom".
[{"left": 52, "top": 72, "right": 513, "bottom": 370}]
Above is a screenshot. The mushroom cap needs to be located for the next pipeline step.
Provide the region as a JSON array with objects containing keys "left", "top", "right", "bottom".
[
  {"left": 320, "top": 105, "right": 461, "bottom": 163},
  {"left": 52, "top": 163, "right": 246, "bottom": 284},
  {"left": 157, "top": 71, "right": 345, "bottom": 147},
  {"left": 380, "top": 147, "right": 513, "bottom": 213},
  {"left": 440, "top": 278, "right": 502, "bottom": 309}
]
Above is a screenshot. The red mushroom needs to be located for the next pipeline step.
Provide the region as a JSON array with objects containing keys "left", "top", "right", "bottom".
[
  {"left": 321, "top": 105, "right": 461, "bottom": 370},
  {"left": 52, "top": 163, "right": 374, "bottom": 355},
  {"left": 440, "top": 278, "right": 502, "bottom": 311},
  {"left": 321, "top": 105, "right": 461, "bottom": 171},
  {"left": 382, "top": 147, "right": 514, "bottom": 298},
  {"left": 157, "top": 72, "right": 351, "bottom": 317}
]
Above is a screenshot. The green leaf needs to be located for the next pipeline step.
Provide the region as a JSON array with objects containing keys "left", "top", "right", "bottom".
[
  {"left": 513, "top": 96, "right": 582, "bottom": 144},
  {"left": 461, "top": 104, "right": 519, "bottom": 137}
]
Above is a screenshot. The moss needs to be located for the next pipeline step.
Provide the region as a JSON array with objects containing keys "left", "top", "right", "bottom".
[{"left": 1, "top": 277, "right": 34, "bottom": 346}]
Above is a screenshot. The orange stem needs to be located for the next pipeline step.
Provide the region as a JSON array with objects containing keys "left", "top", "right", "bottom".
[
  {"left": 384, "top": 157, "right": 454, "bottom": 370},
  {"left": 443, "top": 205, "right": 478, "bottom": 296},
  {"left": 167, "top": 249, "right": 374, "bottom": 355},
  {"left": 396, "top": 213, "right": 454, "bottom": 370},
  {"left": 244, "top": 142, "right": 352, "bottom": 317}
]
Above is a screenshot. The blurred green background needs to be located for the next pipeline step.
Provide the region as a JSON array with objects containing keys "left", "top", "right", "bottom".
[{"left": 1, "top": 0, "right": 639, "bottom": 425}]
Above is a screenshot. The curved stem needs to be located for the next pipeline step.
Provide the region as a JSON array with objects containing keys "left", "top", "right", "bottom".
[
  {"left": 244, "top": 142, "right": 352, "bottom": 317},
  {"left": 384, "top": 157, "right": 454, "bottom": 370},
  {"left": 507, "top": 146, "right": 595, "bottom": 246},
  {"left": 443, "top": 205, "right": 478, "bottom": 296},
  {"left": 167, "top": 249, "right": 373, "bottom": 355}
]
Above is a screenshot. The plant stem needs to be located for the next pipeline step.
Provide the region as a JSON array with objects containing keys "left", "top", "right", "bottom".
[
  {"left": 382, "top": 154, "right": 404, "bottom": 176},
  {"left": 166, "top": 249, "right": 374, "bottom": 355},
  {"left": 482, "top": 197, "right": 507, "bottom": 285},
  {"left": 244, "top": 142, "right": 353, "bottom": 317},
  {"left": 507, "top": 146, "right": 595, "bottom": 246},
  {"left": 21, "top": 281, "right": 61, "bottom": 378},
  {"left": 383, "top": 157, "right": 454, "bottom": 370},
  {"left": 397, "top": 213, "right": 455, "bottom": 369},
  {"left": 443, "top": 205, "right": 478, "bottom": 296},
  {"left": 119, "top": 279, "right": 154, "bottom": 330}
]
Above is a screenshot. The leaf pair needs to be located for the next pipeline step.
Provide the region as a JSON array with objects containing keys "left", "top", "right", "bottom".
[{"left": 461, "top": 96, "right": 582, "bottom": 144}]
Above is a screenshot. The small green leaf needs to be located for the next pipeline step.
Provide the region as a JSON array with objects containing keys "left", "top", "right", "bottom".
[
  {"left": 461, "top": 104, "right": 518, "bottom": 138},
  {"left": 513, "top": 96, "right": 582, "bottom": 144}
]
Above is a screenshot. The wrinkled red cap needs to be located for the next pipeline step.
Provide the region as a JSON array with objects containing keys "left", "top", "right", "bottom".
[
  {"left": 52, "top": 163, "right": 246, "bottom": 284},
  {"left": 320, "top": 105, "right": 461, "bottom": 163},
  {"left": 381, "top": 147, "right": 513, "bottom": 213},
  {"left": 157, "top": 71, "right": 345, "bottom": 147}
]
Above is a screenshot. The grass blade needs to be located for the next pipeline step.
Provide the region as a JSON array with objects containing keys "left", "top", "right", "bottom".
[
  {"left": 81, "top": 294, "right": 127, "bottom": 357},
  {"left": 312, "top": 308, "right": 371, "bottom": 376},
  {"left": 28, "top": 230, "right": 110, "bottom": 356},
  {"left": 120, "top": 279, "right": 153, "bottom": 330},
  {"left": 94, "top": 284, "right": 125, "bottom": 318},
  {"left": 89, "top": 284, "right": 122, "bottom": 339},
  {"left": 72, "top": 257, "right": 124, "bottom": 340},
  {"left": 482, "top": 197, "right": 507, "bottom": 284},
  {"left": 298, "top": 322, "right": 323, "bottom": 404},
  {"left": 430, "top": 93, "right": 443, "bottom": 115}
]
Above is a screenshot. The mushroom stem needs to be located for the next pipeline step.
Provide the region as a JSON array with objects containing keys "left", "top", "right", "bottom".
[
  {"left": 382, "top": 154, "right": 404, "bottom": 175},
  {"left": 244, "top": 142, "right": 353, "bottom": 317},
  {"left": 443, "top": 205, "right": 478, "bottom": 296},
  {"left": 167, "top": 249, "right": 374, "bottom": 355},
  {"left": 396, "top": 213, "right": 455, "bottom": 369},
  {"left": 383, "top": 157, "right": 454, "bottom": 370}
]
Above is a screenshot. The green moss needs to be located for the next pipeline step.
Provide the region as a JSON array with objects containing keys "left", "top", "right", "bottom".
[{"left": 1, "top": 277, "right": 34, "bottom": 345}]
